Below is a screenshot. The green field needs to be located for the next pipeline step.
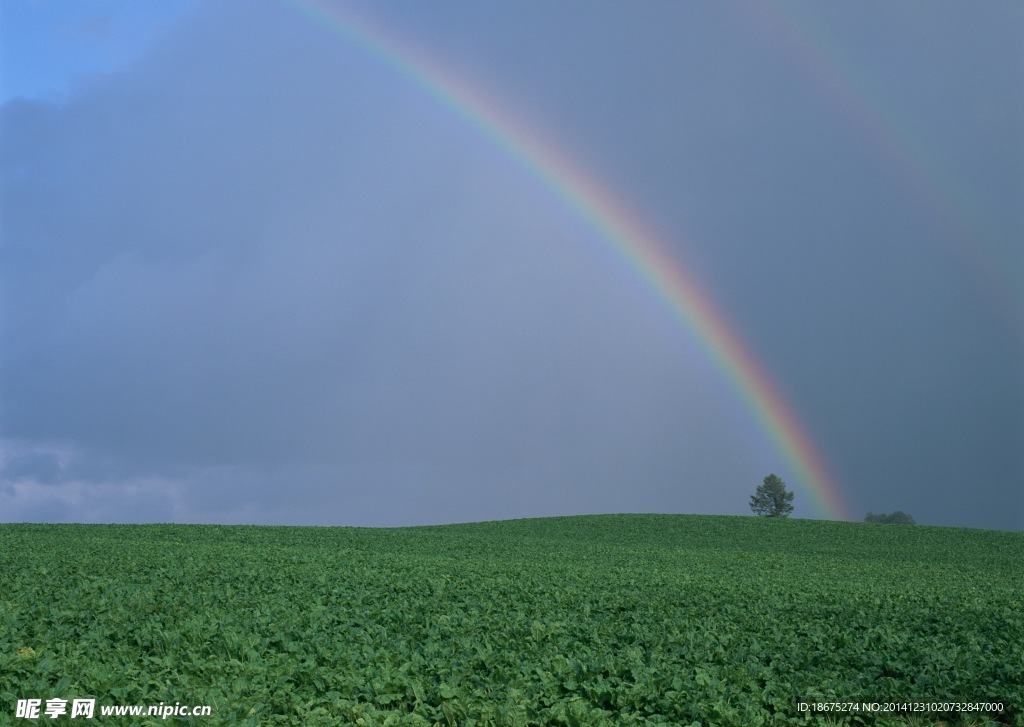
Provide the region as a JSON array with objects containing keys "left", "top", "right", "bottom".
[{"left": 1, "top": 515, "right": 1021, "bottom": 726}]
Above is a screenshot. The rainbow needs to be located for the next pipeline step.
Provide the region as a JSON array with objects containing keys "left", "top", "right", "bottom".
[
  {"left": 748, "top": 3, "right": 1022, "bottom": 333},
  {"left": 285, "top": 0, "right": 854, "bottom": 520}
]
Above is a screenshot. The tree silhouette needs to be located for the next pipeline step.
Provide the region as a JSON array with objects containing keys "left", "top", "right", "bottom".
[{"left": 749, "top": 473, "right": 794, "bottom": 517}]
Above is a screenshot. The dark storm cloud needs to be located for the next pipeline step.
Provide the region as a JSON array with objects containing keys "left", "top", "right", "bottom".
[
  {"left": 1, "top": 449, "right": 64, "bottom": 485},
  {"left": 1, "top": 1, "right": 1021, "bottom": 528},
  {"left": 314, "top": 1, "right": 1024, "bottom": 529},
  {"left": 1, "top": 1, "right": 773, "bottom": 525}
]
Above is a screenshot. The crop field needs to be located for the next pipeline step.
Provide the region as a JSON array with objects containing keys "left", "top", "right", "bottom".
[{"left": 1, "top": 515, "right": 1021, "bottom": 726}]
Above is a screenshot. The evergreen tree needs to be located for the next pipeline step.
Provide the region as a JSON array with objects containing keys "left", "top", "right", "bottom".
[{"left": 749, "top": 473, "right": 795, "bottom": 517}]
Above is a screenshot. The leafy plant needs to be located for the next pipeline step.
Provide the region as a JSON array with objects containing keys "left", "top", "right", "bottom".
[{"left": 1, "top": 515, "right": 1020, "bottom": 725}]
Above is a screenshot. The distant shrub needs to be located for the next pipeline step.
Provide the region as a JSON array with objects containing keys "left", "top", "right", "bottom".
[{"left": 865, "top": 510, "right": 916, "bottom": 525}]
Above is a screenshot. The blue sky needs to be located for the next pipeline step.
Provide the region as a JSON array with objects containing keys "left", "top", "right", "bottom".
[
  {"left": 1, "top": 1, "right": 1021, "bottom": 528},
  {"left": 0, "top": 0, "right": 191, "bottom": 103}
]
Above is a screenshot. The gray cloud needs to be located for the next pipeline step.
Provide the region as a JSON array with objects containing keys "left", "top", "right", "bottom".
[{"left": 2, "top": 1, "right": 1021, "bottom": 528}]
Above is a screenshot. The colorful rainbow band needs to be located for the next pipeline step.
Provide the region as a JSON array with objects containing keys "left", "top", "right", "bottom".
[{"left": 287, "top": 0, "right": 853, "bottom": 521}]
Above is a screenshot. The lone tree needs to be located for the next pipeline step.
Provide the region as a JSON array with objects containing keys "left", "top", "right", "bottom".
[{"left": 750, "top": 473, "right": 795, "bottom": 517}]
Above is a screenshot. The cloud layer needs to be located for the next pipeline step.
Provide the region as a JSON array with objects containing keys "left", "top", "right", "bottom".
[{"left": 2, "top": 1, "right": 1021, "bottom": 528}]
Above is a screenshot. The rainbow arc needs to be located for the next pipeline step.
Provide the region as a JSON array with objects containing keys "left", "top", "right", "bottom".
[{"left": 287, "top": 0, "right": 854, "bottom": 520}]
